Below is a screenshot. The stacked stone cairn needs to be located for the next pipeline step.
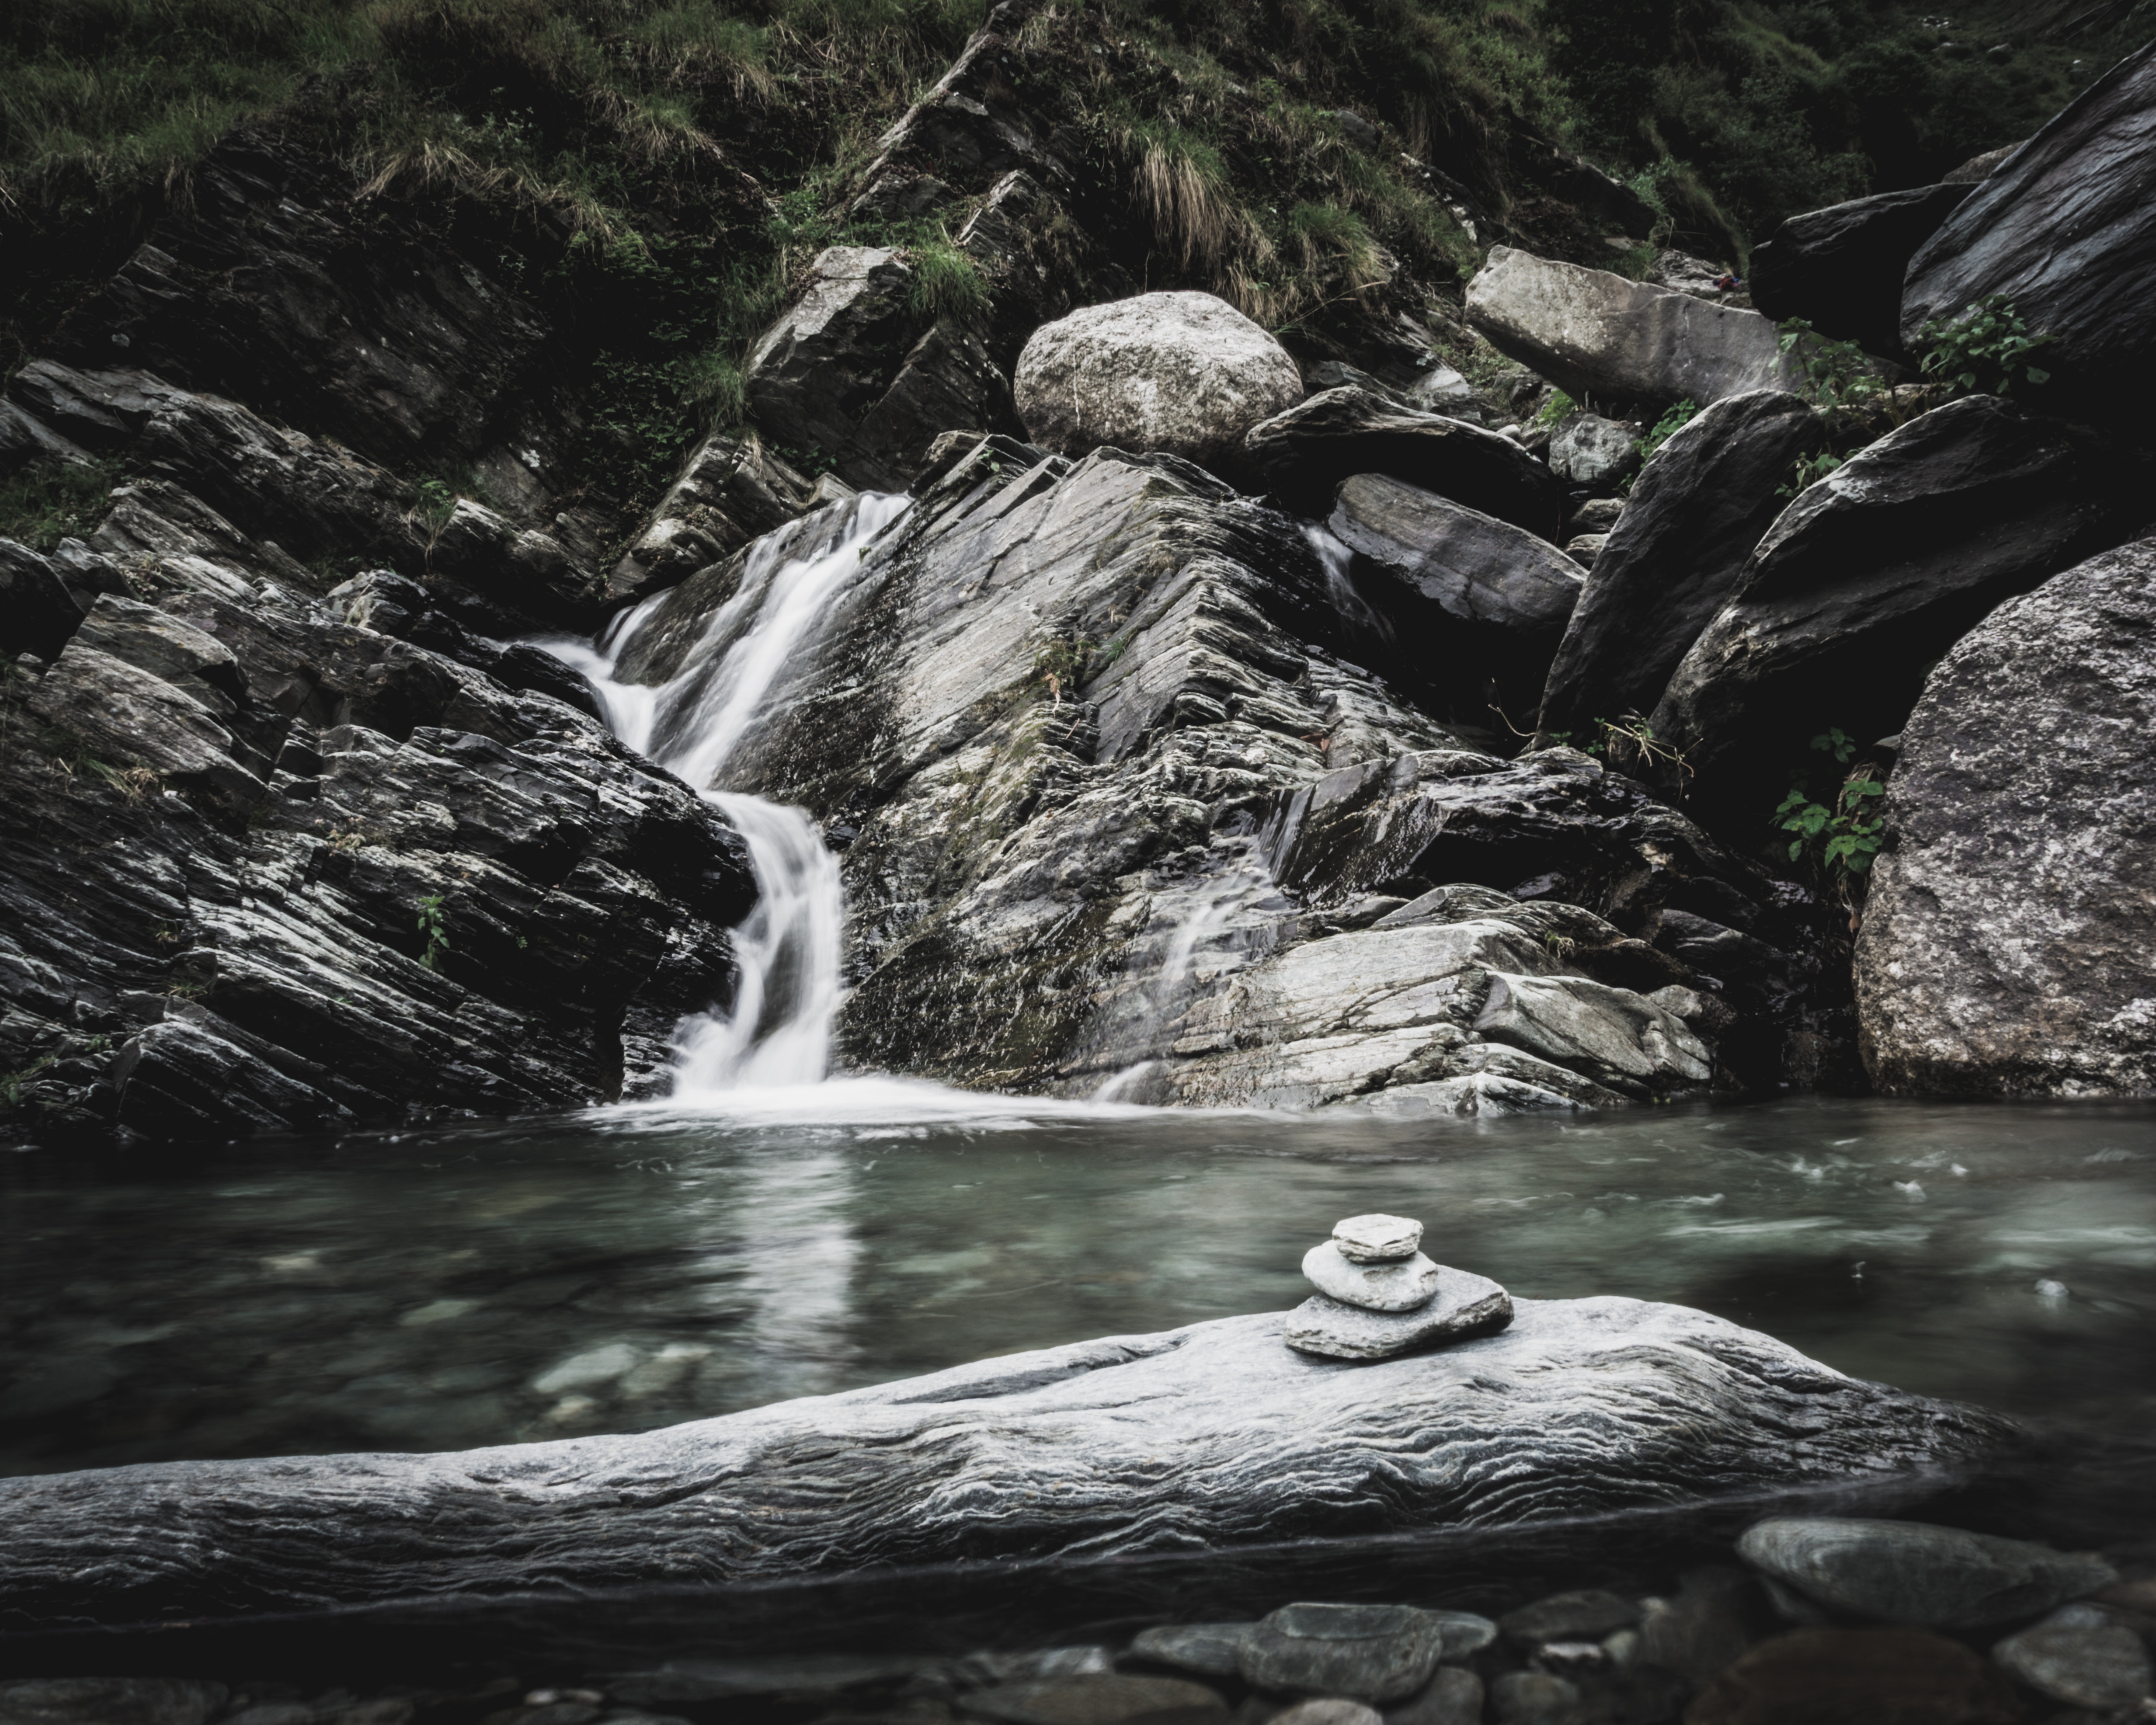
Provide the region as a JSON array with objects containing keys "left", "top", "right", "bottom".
[{"left": 1284, "top": 1214, "right": 1514, "bottom": 1361}]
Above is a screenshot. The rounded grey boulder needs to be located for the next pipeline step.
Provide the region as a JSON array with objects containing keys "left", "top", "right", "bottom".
[
  {"left": 1991, "top": 1603, "right": 2153, "bottom": 1709},
  {"left": 1735, "top": 1517, "right": 2115, "bottom": 1629},
  {"left": 1241, "top": 1602, "right": 1444, "bottom": 1702},
  {"left": 1014, "top": 291, "right": 1302, "bottom": 475}
]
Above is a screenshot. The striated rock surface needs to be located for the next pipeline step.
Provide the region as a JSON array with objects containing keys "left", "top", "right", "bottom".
[
  {"left": 0, "top": 1298, "right": 2015, "bottom": 1630},
  {"left": 1014, "top": 292, "right": 1303, "bottom": 477},
  {"left": 1902, "top": 38, "right": 2156, "bottom": 412},
  {"left": 1537, "top": 390, "right": 1819, "bottom": 744},
  {"left": 1855, "top": 538, "right": 2156, "bottom": 1096},
  {"left": 1464, "top": 248, "right": 1804, "bottom": 408}
]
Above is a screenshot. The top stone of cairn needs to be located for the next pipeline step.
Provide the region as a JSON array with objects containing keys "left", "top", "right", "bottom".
[{"left": 1332, "top": 1214, "right": 1423, "bottom": 1263}]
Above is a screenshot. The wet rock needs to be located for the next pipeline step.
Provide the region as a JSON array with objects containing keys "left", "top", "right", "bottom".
[
  {"left": 1486, "top": 1670, "right": 1579, "bottom": 1725},
  {"left": 967, "top": 1651, "right": 1121, "bottom": 1688},
  {"left": 1736, "top": 1517, "right": 2116, "bottom": 1628},
  {"left": 1902, "top": 39, "right": 2156, "bottom": 412},
  {"left": 1546, "top": 415, "right": 1638, "bottom": 493},
  {"left": 1130, "top": 1626, "right": 1258, "bottom": 1680},
  {"left": 845, "top": 317, "right": 1024, "bottom": 492},
  {"left": 1426, "top": 1613, "right": 1498, "bottom": 1662},
  {"left": 1635, "top": 1565, "right": 1760, "bottom": 1681},
  {"left": 1650, "top": 395, "right": 2128, "bottom": 814},
  {"left": 1856, "top": 536, "right": 2156, "bottom": 1097},
  {"left": 1014, "top": 292, "right": 1303, "bottom": 478},
  {"left": 1535, "top": 390, "right": 1817, "bottom": 746},
  {"left": 1301, "top": 1243, "right": 1443, "bottom": 1312},
  {"left": 1683, "top": 1628, "right": 2022, "bottom": 1724},
  {"left": 1331, "top": 474, "right": 1584, "bottom": 637},
  {"left": 1267, "top": 1703, "right": 1381, "bottom": 1725},
  {"left": 0, "top": 539, "right": 87, "bottom": 661},
  {"left": 1381, "top": 1669, "right": 1480, "bottom": 1725},
  {"left": 1943, "top": 140, "right": 2024, "bottom": 181},
  {"left": 1284, "top": 1265, "right": 1513, "bottom": 1360},
  {"left": 744, "top": 246, "right": 918, "bottom": 460},
  {"left": 1749, "top": 185, "right": 1975, "bottom": 358},
  {"left": 1244, "top": 386, "right": 1566, "bottom": 538},
  {"left": 1333, "top": 1214, "right": 1423, "bottom": 1262},
  {"left": 1241, "top": 1603, "right": 1446, "bottom": 1703},
  {"left": 1500, "top": 1590, "right": 1640, "bottom": 1647},
  {"left": 0, "top": 1679, "right": 227, "bottom": 1725},
  {"left": 1464, "top": 247, "right": 1804, "bottom": 408},
  {"left": 1992, "top": 1603, "right": 2152, "bottom": 1708},
  {"left": 960, "top": 1675, "right": 1228, "bottom": 1725},
  {"left": 0, "top": 1301, "right": 2015, "bottom": 1626},
  {"left": 606, "top": 432, "right": 815, "bottom": 603}
]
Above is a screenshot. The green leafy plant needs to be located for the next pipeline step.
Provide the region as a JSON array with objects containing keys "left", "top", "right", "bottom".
[
  {"left": 1776, "top": 728, "right": 1885, "bottom": 899},
  {"left": 1550, "top": 712, "right": 1693, "bottom": 788},
  {"left": 1918, "top": 295, "right": 2055, "bottom": 398},
  {"left": 1779, "top": 448, "right": 1844, "bottom": 497},
  {"left": 415, "top": 894, "right": 452, "bottom": 971},
  {"left": 0, "top": 457, "right": 121, "bottom": 552},
  {"left": 1777, "top": 319, "right": 1888, "bottom": 414},
  {"left": 1532, "top": 390, "right": 1581, "bottom": 431},
  {"left": 1633, "top": 399, "right": 1699, "bottom": 468}
]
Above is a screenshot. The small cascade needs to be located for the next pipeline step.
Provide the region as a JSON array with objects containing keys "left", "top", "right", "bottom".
[
  {"left": 548, "top": 493, "right": 911, "bottom": 1092},
  {"left": 1302, "top": 522, "right": 1389, "bottom": 640}
]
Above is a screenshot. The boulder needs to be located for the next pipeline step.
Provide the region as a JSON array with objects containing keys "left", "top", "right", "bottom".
[
  {"left": 744, "top": 246, "right": 919, "bottom": 459},
  {"left": 1537, "top": 390, "right": 1819, "bottom": 743},
  {"left": 1245, "top": 387, "right": 1567, "bottom": 539},
  {"left": 1545, "top": 414, "right": 1638, "bottom": 491},
  {"left": 1013, "top": 291, "right": 1303, "bottom": 477},
  {"left": 606, "top": 432, "right": 815, "bottom": 603},
  {"left": 0, "top": 1299, "right": 2013, "bottom": 1628},
  {"left": 1735, "top": 1518, "right": 2115, "bottom": 1628},
  {"left": 1329, "top": 475, "right": 1584, "bottom": 635},
  {"left": 1902, "top": 39, "right": 2156, "bottom": 410},
  {"left": 1749, "top": 184, "right": 1975, "bottom": 358},
  {"left": 1855, "top": 537, "right": 2156, "bottom": 1096},
  {"left": 1464, "top": 247, "right": 1805, "bottom": 408},
  {"left": 1991, "top": 1604, "right": 2153, "bottom": 1709},
  {"left": 0, "top": 537, "right": 89, "bottom": 661},
  {"left": 1650, "top": 395, "right": 2128, "bottom": 813}
]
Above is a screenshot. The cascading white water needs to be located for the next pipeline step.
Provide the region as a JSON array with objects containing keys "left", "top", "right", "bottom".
[{"left": 547, "top": 493, "right": 912, "bottom": 1095}]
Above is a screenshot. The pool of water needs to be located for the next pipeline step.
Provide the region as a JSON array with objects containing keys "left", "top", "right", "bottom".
[{"left": 5, "top": 1089, "right": 2153, "bottom": 1479}]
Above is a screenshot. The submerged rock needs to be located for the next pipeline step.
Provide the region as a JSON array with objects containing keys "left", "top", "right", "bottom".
[
  {"left": 1129, "top": 1625, "right": 1257, "bottom": 1680},
  {"left": 1014, "top": 292, "right": 1303, "bottom": 477},
  {"left": 1241, "top": 1603, "right": 1445, "bottom": 1702},
  {"left": 0, "top": 1301, "right": 2015, "bottom": 1628},
  {"left": 0, "top": 1679, "right": 227, "bottom": 1725},
  {"left": 960, "top": 1676, "right": 1226, "bottom": 1725},
  {"left": 1683, "top": 1628, "right": 2022, "bottom": 1725},
  {"left": 1735, "top": 1517, "right": 2115, "bottom": 1628},
  {"left": 1856, "top": 537, "right": 2156, "bottom": 1096},
  {"left": 1990, "top": 1603, "right": 2153, "bottom": 1708}
]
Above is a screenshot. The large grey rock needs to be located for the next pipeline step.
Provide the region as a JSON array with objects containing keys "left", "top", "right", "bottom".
[
  {"left": 1283, "top": 1266, "right": 1513, "bottom": 1360},
  {"left": 1241, "top": 1603, "right": 1444, "bottom": 1702},
  {"left": 1245, "top": 386, "right": 1566, "bottom": 539},
  {"left": 744, "top": 246, "right": 918, "bottom": 458},
  {"left": 1536, "top": 390, "right": 1819, "bottom": 743},
  {"left": 1735, "top": 1517, "right": 2115, "bottom": 1629},
  {"left": 1329, "top": 474, "right": 1584, "bottom": 636},
  {"left": 1545, "top": 414, "right": 1638, "bottom": 492},
  {"left": 1902, "top": 38, "right": 2156, "bottom": 410},
  {"left": 1749, "top": 185, "right": 1975, "bottom": 357},
  {"left": 1990, "top": 1604, "right": 2153, "bottom": 1708},
  {"left": 0, "top": 1301, "right": 2013, "bottom": 1628},
  {"left": 1301, "top": 1242, "right": 1442, "bottom": 1311},
  {"left": 1650, "top": 395, "right": 2128, "bottom": 811},
  {"left": 1855, "top": 538, "right": 2156, "bottom": 1096},
  {"left": 606, "top": 432, "right": 814, "bottom": 603},
  {"left": 1014, "top": 292, "right": 1302, "bottom": 476},
  {"left": 1464, "top": 247, "right": 1805, "bottom": 408}
]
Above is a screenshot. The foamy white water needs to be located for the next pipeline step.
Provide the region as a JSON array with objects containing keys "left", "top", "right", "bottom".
[{"left": 544, "top": 494, "right": 911, "bottom": 1092}]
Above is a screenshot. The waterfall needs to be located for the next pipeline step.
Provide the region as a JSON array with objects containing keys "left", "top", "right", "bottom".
[{"left": 546, "top": 493, "right": 912, "bottom": 1094}]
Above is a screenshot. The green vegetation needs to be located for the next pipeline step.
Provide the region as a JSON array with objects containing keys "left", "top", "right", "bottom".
[
  {"left": 0, "top": 456, "right": 119, "bottom": 551},
  {"left": 1917, "top": 294, "right": 2056, "bottom": 398},
  {"left": 1544, "top": 713, "right": 1693, "bottom": 789},
  {"left": 1779, "top": 447, "right": 1843, "bottom": 497},
  {"left": 1632, "top": 398, "right": 1699, "bottom": 470},
  {"left": 1776, "top": 727, "right": 1884, "bottom": 901},
  {"left": 1777, "top": 318, "right": 1889, "bottom": 414},
  {"left": 1532, "top": 390, "right": 1581, "bottom": 431},
  {"left": 415, "top": 892, "right": 451, "bottom": 970}
]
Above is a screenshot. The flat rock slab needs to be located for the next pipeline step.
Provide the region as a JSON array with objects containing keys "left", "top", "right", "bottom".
[
  {"left": 1286, "top": 1267, "right": 1513, "bottom": 1358},
  {"left": 1736, "top": 1517, "right": 2115, "bottom": 1628},
  {"left": 1302, "top": 1243, "right": 1443, "bottom": 1312},
  {"left": 0, "top": 1301, "right": 2013, "bottom": 1631}
]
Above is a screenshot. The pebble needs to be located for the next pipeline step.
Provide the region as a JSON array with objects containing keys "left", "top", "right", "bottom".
[
  {"left": 1283, "top": 1270, "right": 1511, "bottom": 1362},
  {"left": 1301, "top": 1243, "right": 1442, "bottom": 1313},
  {"left": 964, "top": 1649, "right": 1119, "bottom": 1687},
  {"left": 1487, "top": 1670, "right": 1581, "bottom": 1725},
  {"left": 1991, "top": 1603, "right": 2153, "bottom": 1708},
  {"left": 1267, "top": 1702, "right": 1382, "bottom": 1725},
  {"left": 0, "top": 1680, "right": 228, "bottom": 1725},
  {"left": 1331, "top": 1216, "right": 1422, "bottom": 1263},
  {"left": 1380, "top": 1667, "right": 1481, "bottom": 1725},
  {"left": 1425, "top": 1611, "right": 1498, "bottom": 1662},
  {"left": 1682, "top": 1627, "right": 2021, "bottom": 1724},
  {"left": 1736, "top": 1516, "right": 2117, "bottom": 1628},
  {"left": 1636, "top": 1565, "right": 1760, "bottom": 1680},
  {"left": 1499, "top": 1588, "right": 1640, "bottom": 1646},
  {"left": 1241, "top": 1603, "right": 1445, "bottom": 1703},
  {"left": 959, "top": 1675, "right": 1228, "bottom": 1725},
  {"left": 1130, "top": 1625, "right": 1258, "bottom": 1679}
]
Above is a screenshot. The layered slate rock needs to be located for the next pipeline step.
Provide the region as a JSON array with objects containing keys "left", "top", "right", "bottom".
[
  {"left": 0, "top": 1298, "right": 2014, "bottom": 1629},
  {"left": 606, "top": 432, "right": 816, "bottom": 603},
  {"left": 1537, "top": 390, "right": 1819, "bottom": 743},
  {"left": 1855, "top": 538, "right": 2156, "bottom": 1097},
  {"left": 1013, "top": 292, "right": 1303, "bottom": 477},
  {"left": 1902, "top": 38, "right": 2156, "bottom": 412},
  {"left": 1464, "top": 247, "right": 1804, "bottom": 408},
  {"left": 1651, "top": 395, "right": 2130, "bottom": 813},
  {"left": 0, "top": 508, "right": 754, "bottom": 1147},
  {"left": 1749, "top": 184, "right": 1975, "bottom": 357},
  {"left": 1244, "top": 386, "right": 1566, "bottom": 539}
]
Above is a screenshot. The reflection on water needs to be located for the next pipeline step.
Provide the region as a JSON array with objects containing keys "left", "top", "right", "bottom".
[{"left": 2, "top": 1093, "right": 2153, "bottom": 1477}]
